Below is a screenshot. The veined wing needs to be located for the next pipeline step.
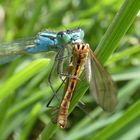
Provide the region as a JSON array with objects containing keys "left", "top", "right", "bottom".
[
  {"left": 0, "top": 37, "right": 35, "bottom": 64},
  {"left": 0, "top": 37, "right": 35, "bottom": 56},
  {"left": 85, "top": 48, "right": 117, "bottom": 112}
]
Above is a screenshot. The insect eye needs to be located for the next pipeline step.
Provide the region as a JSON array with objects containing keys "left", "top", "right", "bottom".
[
  {"left": 57, "top": 31, "right": 71, "bottom": 43},
  {"left": 66, "top": 29, "right": 70, "bottom": 34},
  {"left": 57, "top": 32, "right": 64, "bottom": 38}
]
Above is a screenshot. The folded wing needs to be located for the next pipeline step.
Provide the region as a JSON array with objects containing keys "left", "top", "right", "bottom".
[{"left": 85, "top": 48, "right": 117, "bottom": 112}]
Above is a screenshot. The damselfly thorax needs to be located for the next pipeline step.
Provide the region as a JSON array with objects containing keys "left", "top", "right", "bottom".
[{"left": 58, "top": 43, "right": 90, "bottom": 128}]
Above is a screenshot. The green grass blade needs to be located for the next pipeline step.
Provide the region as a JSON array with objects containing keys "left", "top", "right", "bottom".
[
  {"left": 106, "top": 45, "right": 140, "bottom": 65},
  {"left": 19, "top": 103, "right": 42, "bottom": 140},
  {"left": 112, "top": 66, "right": 140, "bottom": 81},
  {"left": 22, "top": 0, "right": 46, "bottom": 36},
  {"left": 38, "top": 122, "right": 58, "bottom": 140},
  {"left": 95, "top": 0, "right": 140, "bottom": 63},
  {"left": 92, "top": 99, "right": 140, "bottom": 140},
  {"left": 0, "top": 59, "right": 50, "bottom": 100}
]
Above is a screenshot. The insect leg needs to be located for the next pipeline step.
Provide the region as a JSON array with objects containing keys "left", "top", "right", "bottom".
[
  {"left": 46, "top": 77, "right": 67, "bottom": 107},
  {"left": 56, "top": 46, "right": 73, "bottom": 81},
  {"left": 47, "top": 47, "right": 69, "bottom": 106},
  {"left": 48, "top": 48, "right": 64, "bottom": 103}
]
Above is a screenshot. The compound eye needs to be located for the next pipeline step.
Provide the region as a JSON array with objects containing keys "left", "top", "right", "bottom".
[
  {"left": 66, "top": 29, "right": 70, "bottom": 34},
  {"left": 57, "top": 31, "right": 71, "bottom": 43},
  {"left": 62, "top": 32, "right": 71, "bottom": 43},
  {"left": 57, "top": 32, "right": 64, "bottom": 38}
]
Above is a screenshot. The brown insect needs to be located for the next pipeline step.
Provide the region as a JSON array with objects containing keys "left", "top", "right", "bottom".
[{"left": 58, "top": 43, "right": 117, "bottom": 128}]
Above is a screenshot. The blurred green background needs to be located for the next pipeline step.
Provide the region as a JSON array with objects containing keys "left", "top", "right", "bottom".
[{"left": 0, "top": 0, "right": 140, "bottom": 140}]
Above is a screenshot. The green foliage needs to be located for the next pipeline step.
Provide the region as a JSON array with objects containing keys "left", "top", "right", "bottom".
[{"left": 0, "top": 0, "right": 140, "bottom": 140}]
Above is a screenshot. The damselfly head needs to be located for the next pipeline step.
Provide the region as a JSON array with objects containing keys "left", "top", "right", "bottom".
[{"left": 57, "top": 28, "right": 84, "bottom": 44}]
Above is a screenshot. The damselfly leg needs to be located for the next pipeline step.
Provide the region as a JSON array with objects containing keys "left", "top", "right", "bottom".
[
  {"left": 46, "top": 77, "right": 67, "bottom": 107},
  {"left": 47, "top": 46, "right": 73, "bottom": 107},
  {"left": 48, "top": 47, "right": 65, "bottom": 103}
]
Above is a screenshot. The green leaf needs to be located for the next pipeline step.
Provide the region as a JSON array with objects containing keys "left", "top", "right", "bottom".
[
  {"left": 0, "top": 59, "right": 50, "bottom": 100},
  {"left": 95, "top": 0, "right": 140, "bottom": 63},
  {"left": 92, "top": 99, "right": 140, "bottom": 140},
  {"left": 106, "top": 45, "right": 140, "bottom": 65}
]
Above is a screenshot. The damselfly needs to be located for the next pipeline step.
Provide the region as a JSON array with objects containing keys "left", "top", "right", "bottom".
[
  {"left": 58, "top": 43, "right": 117, "bottom": 128},
  {"left": 0, "top": 28, "right": 84, "bottom": 64}
]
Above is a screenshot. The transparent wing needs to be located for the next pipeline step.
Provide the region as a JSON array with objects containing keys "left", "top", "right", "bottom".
[
  {"left": 0, "top": 37, "right": 35, "bottom": 64},
  {"left": 85, "top": 48, "right": 117, "bottom": 112},
  {"left": 0, "top": 37, "right": 36, "bottom": 56},
  {"left": 0, "top": 56, "right": 20, "bottom": 64}
]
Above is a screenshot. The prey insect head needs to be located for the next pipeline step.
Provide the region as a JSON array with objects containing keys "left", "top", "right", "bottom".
[{"left": 72, "top": 43, "right": 90, "bottom": 54}]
